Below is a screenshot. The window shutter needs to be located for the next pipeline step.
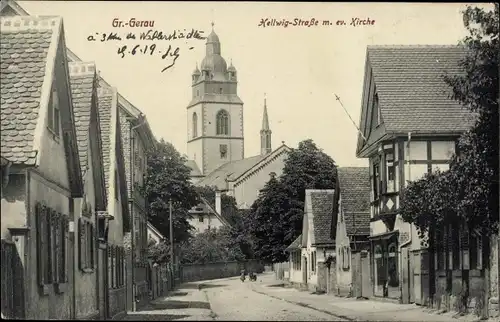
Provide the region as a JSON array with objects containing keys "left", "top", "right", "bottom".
[
  {"left": 78, "top": 218, "right": 85, "bottom": 270},
  {"left": 91, "top": 224, "right": 95, "bottom": 269},
  {"left": 47, "top": 209, "right": 53, "bottom": 283},
  {"left": 63, "top": 217, "right": 69, "bottom": 282},
  {"left": 36, "top": 203, "right": 45, "bottom": 286},
  {"left": 54, "top": 213, "right": 61, "bottom": 283},
  {"left": 477, "top": 236, "right": 483, "bottom": 269}
]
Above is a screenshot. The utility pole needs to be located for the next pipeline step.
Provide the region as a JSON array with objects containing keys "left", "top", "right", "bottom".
[{"left": 169, "top": 199, "right": 174, "bottom": 272}]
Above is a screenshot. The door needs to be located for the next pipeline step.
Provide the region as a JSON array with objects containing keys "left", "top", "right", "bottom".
[{"left": 401, "top": 247, "right": 410, "bottom": 304}]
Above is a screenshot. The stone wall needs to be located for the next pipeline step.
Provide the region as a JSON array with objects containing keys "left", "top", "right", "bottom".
[{"left": 181, "top": 260, "right": 264, "bottom": 283}]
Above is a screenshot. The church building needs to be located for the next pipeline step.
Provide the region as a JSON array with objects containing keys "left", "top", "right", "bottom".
[{"left": 185, "top": 24, "right": 290, "bottom": 210}]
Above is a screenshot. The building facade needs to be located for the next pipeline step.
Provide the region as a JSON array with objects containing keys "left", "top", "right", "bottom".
[
  {"left": 0, "top": 15, "right": 84, "bottom": 319},
  {"left": 355, "top": 45, "right": 494, "bottom": 313},
  {"left": 69, "top": 61, "right": 108, "bottom": 320}
]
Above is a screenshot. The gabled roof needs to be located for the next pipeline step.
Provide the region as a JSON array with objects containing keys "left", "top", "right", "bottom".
[
  {"left": 337, "top": 167, "right": 370, "bottom": 236},
  {"left": 285, "top": 234, "right": 302, "bottom": 252},
  {"left": 0, "top": 0, "right": 156, "bottom": 152},
  {"left": 97, "top": 86, "right": 130, "bottom": 230},
  {"left": 68, "top": 61, "right": 98, "bottom": 173},
  {"left": 197, "top": 196, "right": 232, "bottom": 228},
  {"left": 302, "top": 189, "right": 336, "bottom": 246},
  {"left": 195, "top": 144, "right": 290, "bottom": 189},
  {"left": 357, "top": 45, "right": 475, "bottom": 156},
  {"left": 147, "top": 221, "right": 165, "bottom": 240},
  {"left": 0, "top": 15, "right": 60, "bottom": 165}
]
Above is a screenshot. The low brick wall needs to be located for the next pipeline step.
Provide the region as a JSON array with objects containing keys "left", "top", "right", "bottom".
[{"left": 180, "top": 260, "right": 264, "bottom": 283}]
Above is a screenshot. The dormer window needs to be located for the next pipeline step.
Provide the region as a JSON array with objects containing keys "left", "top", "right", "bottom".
[{"left": 48, "top": 84, "right": 60, "bottom": 137}]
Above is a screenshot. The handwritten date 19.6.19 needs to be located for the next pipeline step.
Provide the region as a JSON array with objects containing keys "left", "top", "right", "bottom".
[{"left": 117, "top": 44, "right": 189, "bottom": 72}]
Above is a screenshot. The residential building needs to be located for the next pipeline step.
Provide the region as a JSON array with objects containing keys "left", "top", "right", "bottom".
[
  {"left": 98, "top": 86, "right": 130, "bottom": 319},
  {"left": 68, "top": 61, "right": 107, "bottom": 320},
  {"left": 0, "top": 15, "right": 84, "bottom": 319},
  {"left": 1, "top": 0, "right": 157, "bottom": 313},
  {"left": 188, "top": 191, "right": 232, "bottom": 233},
  {"left": 355, "top": 45, "right": 493, "bottom": 313},
  {"left": 298, "top": 190, "right": 336, "bottom": 292},
  {"left": 285, "top": 235, "right": 303, "bottom": 285},
  {"left": 185, "top": 25, "right": 290, "bottom": 209},
  {"left": 147, "top": 222, "right": 165, "bottom": 245},
  {"left": 333, "top": 167, "right": 371, "bottom": 298}
]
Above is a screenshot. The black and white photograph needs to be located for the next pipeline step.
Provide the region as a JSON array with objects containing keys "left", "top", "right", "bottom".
[{"left": 0, "top": 1, "right": 498, "bottom": 321}]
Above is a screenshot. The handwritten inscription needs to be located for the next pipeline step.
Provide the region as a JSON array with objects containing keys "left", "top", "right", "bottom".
[
  {"left": 87, "top": 29, "right": 205, "bottom": 73},
  {"left": 258, "top": 17, "right": 375, "bottom": 28}
]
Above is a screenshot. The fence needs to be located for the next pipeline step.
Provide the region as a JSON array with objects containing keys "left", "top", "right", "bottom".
[
  {"left": 149, "top": 262, "right": 177, "bottom": 300},
  {"left": 273, "top": 261, "right": 290, "bottom": 281},
  {"left": 180, "top": 260, "right": 264, "bottom": 283},
  {"left": 1, "top": 239, "right": 25, "bottom": 319}
]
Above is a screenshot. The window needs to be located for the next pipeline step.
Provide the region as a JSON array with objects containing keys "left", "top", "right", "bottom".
[
  {"left": 374, "top": 93, "right": 380, "bottom": 126},
  {"left": 219, "top": 88, "right": 223, "bottom": 94},
  {"left": 311, "top": 251, "right": 316, "bottom": 273},
  {"left": 35, "top": 203, "right": 69, "bottom": 292},
  {"left": 373, "top": 161, "right": 380, "bottom": 200},
  {"left": 48, "top": 85, "right": 60, "bottom": 136},
  {"left": 78, "top": 218, "right": 95, "bottom": 272},
  {"left": 436, "top": 228, "right": 445, "bottom": 270},
  {"left": 342, "top": 246, "right": 350, "bottom": 270},
  {"left": 196, "top": 90, "right": 199, "bottom": 96},
  {"left": 192, "top": 113, "right": 198, "bottom": 138},
  {"left": 220, "top": 144, "right": 227, "bottom": 159},
  {"left": 469, "top": 233, "right": 482, "bottom": 270},
  {"left": 216, "top": 110, "right": 229, "bottom": 135},
  {"left": 198, "top": 215, "right": 204, "bottom": 223},
  {"left": 452, "top": 222, "right": 460, "bottom": 269},
  {"left": 385, "top": 150, "right": 396, "bottom": 193}
]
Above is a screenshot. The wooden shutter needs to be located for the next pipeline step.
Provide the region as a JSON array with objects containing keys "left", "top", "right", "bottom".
[
  {"left": 78, "top": 218, "right": 85, "bottom": 270},
  {"left": 62, "top": 217, "right": 68, "bottom": 282},
  {"left": 47, "top": 209, "right": 53, "bottom": 283},
  {"left": 36, "top": 203, "right": 45, "bottom": 286},
  {"left": 54, "top": 213, "right": 60, "bottom": 283},
  {"left": 90, "top": 224, "right": 95, "bottom": 269}
]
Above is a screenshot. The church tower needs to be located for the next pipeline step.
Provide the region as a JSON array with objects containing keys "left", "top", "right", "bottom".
[
  {"left": 260, "top": 94, "right": 272, "bottom": 156},
  {"left": 187, "top": 23, "right": 244, "bottom": 175}
]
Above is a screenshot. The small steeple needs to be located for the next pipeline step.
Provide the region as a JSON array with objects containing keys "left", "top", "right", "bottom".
[{"left": 260, "top": 93, "right": 272, "bottom": 156}]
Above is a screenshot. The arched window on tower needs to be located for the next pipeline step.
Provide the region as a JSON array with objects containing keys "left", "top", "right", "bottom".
[
  {"left": 192, "top": 112, "right": 198, "bottom": 138},
  {"left": 216, "top": 110, "right": 229, "bottom": 135}
]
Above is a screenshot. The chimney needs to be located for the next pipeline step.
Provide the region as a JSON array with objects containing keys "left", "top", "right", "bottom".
[{"left": 215, "top": 190, "right": 222, "bottom": 215}]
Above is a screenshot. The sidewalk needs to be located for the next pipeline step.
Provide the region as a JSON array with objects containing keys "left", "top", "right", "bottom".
[
  {"left": 251, "top": 275, "right": 483, "bottom": 322},
  {"left": 119, "top": 281, "right": 215, "bottom": 321}
]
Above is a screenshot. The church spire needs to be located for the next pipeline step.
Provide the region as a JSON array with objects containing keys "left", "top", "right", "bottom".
[{"left": 260, "top": 93, "right": 272, "bottom": 156}]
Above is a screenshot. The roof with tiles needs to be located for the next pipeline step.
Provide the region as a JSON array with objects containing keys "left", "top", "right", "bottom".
[
  {"left": 367, "top": 45, "right": 475, "bottom": 134},
  {"left": 307, "top": 190, "right": 336, "bottom": 246},
  {"left": 68, "top": 61, "right": 97, "bottom": 173},
  {"left": 97, "top": 86, "right": 116, "bottom": 192},
  {"left": 0, "top": 15, "right": 62, "bottom": 165},
  {"left": 338, "top": 167, "right": 370, "bottom": 236},
  {"left": 196, "top": 154, "right": 265, "bottom": 188}
]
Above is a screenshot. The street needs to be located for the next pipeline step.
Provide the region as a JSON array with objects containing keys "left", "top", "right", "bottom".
[
  {"left": 122, "top": 273, "right": 342, "bottom": 321},
  {"left": 120, "top": 273, "right": 480, "bottom": 321}
]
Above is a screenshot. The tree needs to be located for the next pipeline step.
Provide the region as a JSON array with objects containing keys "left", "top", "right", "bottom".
[
  {"left": 401, "top": 4, "right": 499, "bottom": 237},
  {"left": 177, "top": 228, "right": 245, "bottom": 264},
  {"left": 143, "top": 139, "right": 200, "bottom": 243},
  {"left": 248, "top": 139, "right": 338, "bottom": 263},
  {"left": 195, "top": 185, "right": 255, "bottom": 259}
]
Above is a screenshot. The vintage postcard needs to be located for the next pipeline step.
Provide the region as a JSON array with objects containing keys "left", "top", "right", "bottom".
[{"left": 0, "top": 1, "right": 498, "bottom": 321}]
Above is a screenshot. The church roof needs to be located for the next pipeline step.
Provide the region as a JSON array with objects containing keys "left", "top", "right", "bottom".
[
  {"left": 197, "top": 154, "right": 265, "bottom": 189},
  {"left": 188, "top": 93, "right": 243, "bottom": 108}
]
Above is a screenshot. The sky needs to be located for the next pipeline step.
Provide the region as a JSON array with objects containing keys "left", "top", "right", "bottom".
[{"left": 16, "top": 1, "right": 491, "bottom": 167}]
